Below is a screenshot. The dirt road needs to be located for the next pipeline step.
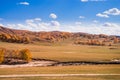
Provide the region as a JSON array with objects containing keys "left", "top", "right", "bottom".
[{"left": 0, "top": 74, "right": 120, "bottom": 78}]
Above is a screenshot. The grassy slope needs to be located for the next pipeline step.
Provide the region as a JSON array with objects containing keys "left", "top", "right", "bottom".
[{"left": 1, "top": 41, "right": 120, "bottom": 62}]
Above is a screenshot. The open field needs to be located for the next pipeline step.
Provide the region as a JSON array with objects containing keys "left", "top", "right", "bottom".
[
  {"left": 1, "top": 42, "right": 120, "bottom": 62},
  {"left": 0, "top": 75, "right": 120, "bottom": 80},
  {"left": 1, "top": 42, "right": 120, "bottom": 79},
  {"left": 0, "top": 0, "right": 120, "bottom": 80},
  {"left": 0, "top": 76, "right": 120, "bottom": 80},
  {"left": 0, "top": 65, "right": 120, "bottom": 74},
  {"left": 0, "top": 65, "right": 120, "bottom": 80}
]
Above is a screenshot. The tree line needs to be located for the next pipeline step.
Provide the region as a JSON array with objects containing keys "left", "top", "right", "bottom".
[
  {"left": 0, "top": 48, "right": 32, "bottom": 64},
  {"left": 74, "top": 37, "right": 120, "bottom": 46},
  {"left": 0, "top": 33, "right": 30, "bottom": 44}
]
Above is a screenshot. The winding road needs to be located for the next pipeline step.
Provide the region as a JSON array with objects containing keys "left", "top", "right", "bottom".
[{"left": 0, "top": 74, "right": 120, "bottom": 78}]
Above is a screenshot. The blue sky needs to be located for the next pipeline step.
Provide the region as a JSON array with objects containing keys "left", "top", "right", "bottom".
[{"left": 0, "top": 0, "right": 120, "bottom": 35}]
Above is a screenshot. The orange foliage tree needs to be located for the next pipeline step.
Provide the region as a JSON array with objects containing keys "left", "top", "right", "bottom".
[
  {"left": 19, "top": 49, "right": 32, "bottom": 62},
  {"left": 0, "top": 49, "right": 5, "bottom": 64}
]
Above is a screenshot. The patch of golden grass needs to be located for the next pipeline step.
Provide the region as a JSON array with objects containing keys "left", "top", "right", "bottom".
[
  {"left": 1, "top": 76, "right": 120, "bottom": 80},
  {"left": 0, "top": 65, "right": 120, "bottom": 75},
  {"left": 1, "top": 42, "right": 120, "bottom": 61}
]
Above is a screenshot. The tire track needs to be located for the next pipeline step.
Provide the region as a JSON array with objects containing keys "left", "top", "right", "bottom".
[{"left": 0, "top": 74, "right": 120, "bottom": 78}]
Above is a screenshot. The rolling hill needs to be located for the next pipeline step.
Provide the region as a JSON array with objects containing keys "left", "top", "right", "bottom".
[{"left": 0, "top": 26, "right": 120, "bottom": 46}]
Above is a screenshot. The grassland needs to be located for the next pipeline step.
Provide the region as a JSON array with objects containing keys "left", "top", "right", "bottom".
[
  {"left": 0, "top": 65, "right": 120, "bottom": 75},
  {"left": 1, "top": 42, "right": 120, "bottom": 62},
  {"left": 0, "top": 65, "right": 120, "bottom": 80},
  {"left": 1, "top": 76, "right": 120, "bottom": 80},
  {"left": 0, "top": 41, "right": 120, "bottom": 79}
]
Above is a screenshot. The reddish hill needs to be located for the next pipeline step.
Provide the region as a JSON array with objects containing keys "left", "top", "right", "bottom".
[
  {"left": 0, "top": 26, "right": 120, "bottom": 46},
  {"left": 0, "top": 26, "right": 72, "bottom": 43}
]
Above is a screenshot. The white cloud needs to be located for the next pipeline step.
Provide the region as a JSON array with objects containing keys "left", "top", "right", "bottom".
[
  {"left": 103, "top": 22, "right": 118, "bottom": 27},
  {"left": 49, "top": 13, "right": 57, "bottom": 19},
  {"left": 81, "top": 0, "right": 106, "bottom": 2},
  {"left": 38, "top": 22, "right": 50, "bottom": 30},
  {"left": 93, "top": 20, "right": 99, "bottom": 23},
  {"left": 81, "top": 0, "right": 88, "bottom": 2},
  {"left": 63, "top": 22, "right": 120, "bottom": 35},
  {"left": 6, "top": 24, "right": 17, "bottom": 29},
  {"left": 75, "top": 22, "right": 82, "bottom": 25},
  {"left": 50, "top": 21, "right": 60, "bottom": 27},
  {"left": 103, "top": 8, "right": 120, "bottom": 15},
  {"left": 26, "top": 22, "right": 37, "bottom": 28},
  {"left": 26, "top": 19, "right": 34, "bottom": 23},
  {"left": 17, "top": 24, "right": 30, "bottom": 30},
  {"left": 0, "top": 23, "right": 4, "bottom": 26},
  {"left": 96, "top": 8, "right": 120, "bottom": 18},
  {"left": 26, "top": 18, "right": 41, "bottom": 23},
  {"left": 1, "top": 17, "right": 120, "bottom": 35},
  {"left": 79, "top": 16, "right": 85, "bottom": 19},
  {"left": 96, "top": 13, "right": 109, "bottom": 18},
  {"left": 34, "top": 18, "right": 41, "bottom": 21},
  {"left": 19, "top": 2, "right": 29, "bottom": 5},
  {"left": 15, "top": 18, "right": 60, "bottom": 31},
  {"left": 0, "top": 17, "right": 59, "bottom": 31},
  {"left": 91, "top": 0, "right": 106, "bottom": 1}
]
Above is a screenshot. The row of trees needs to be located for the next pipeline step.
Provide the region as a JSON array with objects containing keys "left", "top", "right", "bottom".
[
  {"left": 73, "top": 32, "right": 120, "bottom": 46},
  {"left": 0, "top": 32, "right": 72, "bottom": 43},
  {"left": 36, "top": 32, "right": 71, "bottom": 42},
  {"left": 0, "top": 33, "right": 30, "bottom": 44},
  {"left": 74, "top": 37, "right": 120, "bottom": 46},
  {"left": 0, "top": 48, "right": 32, "bottom": 64},
  {"left": 74, "top": 39, "right": 106, "bottom": 46}
]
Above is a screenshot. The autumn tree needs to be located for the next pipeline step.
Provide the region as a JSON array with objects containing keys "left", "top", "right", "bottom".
[
  {"left": 19, "top": 49, "right": 32, "bottom": 62},
  {"left": 0, "top": 49, "right": 5, "bottom": 64},
  {"left": 113, "top": 37, "right": 119, "bottom": 44}
]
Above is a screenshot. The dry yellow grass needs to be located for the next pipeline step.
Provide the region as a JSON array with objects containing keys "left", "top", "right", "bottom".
[
  {"left": 0, "top": 42, "right": 120, "bottom": 80},
  {"left": 0, "top": 65, "right": 120, "bottom": 75},
  {"left": 1, "top": 76, "right": 120, "bottom": 80},
  {"left": 0, "top": 65, "right": 120, "bottom": 80},
  {"left": 1, "top": 42, "right": 120, "bottom": 62}
]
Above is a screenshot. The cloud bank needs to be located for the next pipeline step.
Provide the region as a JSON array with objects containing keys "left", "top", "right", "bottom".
[
  {"left": 1, "top": 19, "right": 120, "bottom": 35},
  {"left": 3, "top": 18, "right": 60, "bottom": 32}
]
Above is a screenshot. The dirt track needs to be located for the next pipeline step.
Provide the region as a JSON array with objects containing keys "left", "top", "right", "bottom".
[
  {"left": 0, "top": 74, "right": 120, "bottom": 78},
  {"left": 0, "top": 60, "right": 120, "bottom": 68}
]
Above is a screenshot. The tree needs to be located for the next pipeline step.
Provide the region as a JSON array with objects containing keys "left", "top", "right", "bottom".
[
  {"left": 113, "top": 37, "right": 119, "bottom": 44},
  {"left": 25, "top": 37, "right": 31, "bottom": 43},
  {"left": 20, "top": 49, "right": 32, "bottom": 62},
  {"left": 0, "top": 49, "right": 5, "bottom": 64}
]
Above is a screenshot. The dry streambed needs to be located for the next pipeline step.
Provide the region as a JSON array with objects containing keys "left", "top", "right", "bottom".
[
  {"left": 0, "top": 59, "right": 120, "bottom": 68},
  {"left": 0, "top": 61, "right": 56, "bottom": 68}
]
